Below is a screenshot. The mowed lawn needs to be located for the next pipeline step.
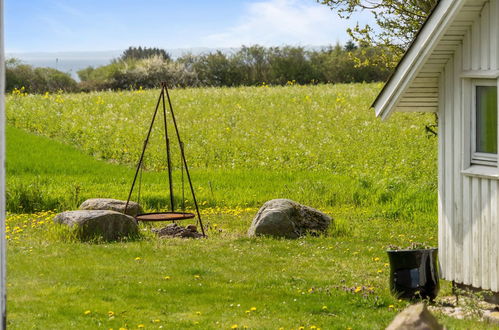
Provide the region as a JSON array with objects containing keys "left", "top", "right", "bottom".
[{"left": 5, "top": 84, "right": 490, "bottom": 328}]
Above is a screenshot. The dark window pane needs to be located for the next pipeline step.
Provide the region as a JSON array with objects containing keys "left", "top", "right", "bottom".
[{"left": 476, "top": 86, "right": 497, "bottom": 154}]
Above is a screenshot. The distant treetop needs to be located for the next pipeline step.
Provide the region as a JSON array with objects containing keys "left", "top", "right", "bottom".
[{"left": 120, "top": 46, "right": 171, "bottom": 61}]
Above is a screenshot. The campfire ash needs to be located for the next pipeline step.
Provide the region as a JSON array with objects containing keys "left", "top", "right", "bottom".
[{"left": 152, "top": 223, "right": 203, "bottom": 239}]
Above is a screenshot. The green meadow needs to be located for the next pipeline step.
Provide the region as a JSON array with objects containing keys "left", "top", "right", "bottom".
[{"left": 5, "top": 84, "right": 489, "bottom": 328}]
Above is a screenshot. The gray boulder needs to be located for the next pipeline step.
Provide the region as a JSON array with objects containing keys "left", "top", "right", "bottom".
[
  {"left": 54, "top": 210, "right": 139, "bottom": 241},
  {"left": 79, "top": 198, "right": 143, "bottom": 217},
  {"left": 386, "top": 303, "right": 443, "bottom": 330},
  {"left": 248, "top": 199, "right": 331, "bottom": 238}
]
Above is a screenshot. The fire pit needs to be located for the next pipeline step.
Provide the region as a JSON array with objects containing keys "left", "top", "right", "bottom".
[
  {"left": 123, "top": 82, "right": 205, "bottom": 237},
  {"left": 152, "top": 223, "right": 203, "bottom": 239}
]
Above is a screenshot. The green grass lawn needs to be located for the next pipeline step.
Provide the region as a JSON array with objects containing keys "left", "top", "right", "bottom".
[{"left": 5, "top": 84, "right": 492, "bottom": 328}]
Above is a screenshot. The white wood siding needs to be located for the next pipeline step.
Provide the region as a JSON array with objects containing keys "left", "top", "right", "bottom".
[
  {"left": 439, "top": 0, "right": 499, "bottom": 291},
  {"left": 374, "top": 0, "right": 499, "bottom": 291},
  {"left": 395, "top": 0, "right": 488, "bottom": 113}
]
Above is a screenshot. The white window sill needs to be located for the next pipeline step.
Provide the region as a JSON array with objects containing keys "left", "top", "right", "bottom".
[{"left": 462, "top": 165, "right": 499, "bottom": 180}]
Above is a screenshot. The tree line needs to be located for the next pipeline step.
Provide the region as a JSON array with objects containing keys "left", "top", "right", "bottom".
[{"left": 7, "top": 44, "right": 392, "bottom": 94}]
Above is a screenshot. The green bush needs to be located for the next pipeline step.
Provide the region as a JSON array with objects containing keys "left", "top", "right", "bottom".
[
  {"left": 77, "top": 43, "right": 392, "bottom": 91},
  {"left": 6, "top": 59, "right": 79, "bottom": 94},
  {"left": 110, "top": 56, "right": 199, "bottom": 89}
]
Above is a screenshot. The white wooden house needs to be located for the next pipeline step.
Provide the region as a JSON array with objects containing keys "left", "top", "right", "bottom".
[{"left": 373, "top": 0, "right": 499, "bottom": 292}]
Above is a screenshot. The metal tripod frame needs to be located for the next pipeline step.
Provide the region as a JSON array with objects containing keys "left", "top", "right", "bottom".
[{"left": 125, "top": 82, "right": 205, "bottom": 237}]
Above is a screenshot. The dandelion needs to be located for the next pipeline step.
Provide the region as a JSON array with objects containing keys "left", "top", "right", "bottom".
[
  {"left": 195, "top": 311, "right": 201, "bottom": 315},
  {"left": 388, "top": 304, "right": 395, "bottom": 309},
  {"left": 250, "top": 307, "right": 256, "bottom": 311},
  {"left": 231, "top": 325, "right": 239, "bottom": 329},
  {"left": 298, "top": 327, "right": 305, "bottom": 330},
  {"left": 310, "top": 326, "right": 317, "bottom": 329},
  {"left": 373, "top": 257, "right": 380, "bottom": 261},
  {"left": 377, "top": 269, "right": 383, "bottom": 273},
  {"left": 84, "top": 310, "right": 91, "bottom": 315},
  {"left": 354, "top": 286, "right": 362, "bottom": 293},
  {"left": 137, "top": 325, "right": 145, "bottom": 328},
  {"left": 384, "top": 263, "right": 389, "bottom": 267},
  {"left": 163, "top": 276, "right": 171, "bottom": 280},
  {"left": 135, "top": 257, "right": 141, "bottom": 261},
  {"left": 322, "top": 305, "right": 328, "bottom": 310},
  {"left": 152, "top": 319, "right": 160, "bottom": 323},
  {"left": 245, "top": 310, "right": 251, "bottom": 314},
  {"left": 194, "top": 275, "right": 200, "bottom": 279},
  {"left": 308, "top": 288, "right": 314, "bottom": 293},
  {"left": 108, "top": 311, "right": 115, "bottom": 317}
]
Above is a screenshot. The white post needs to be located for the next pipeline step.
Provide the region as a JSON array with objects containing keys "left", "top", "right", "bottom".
[{"left": 0, "top": 0, "right": 6, "bottom": 328}]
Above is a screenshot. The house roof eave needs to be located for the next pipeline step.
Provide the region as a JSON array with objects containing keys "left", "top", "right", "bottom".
[{"left": 372, "top": 0, "right": 466, "bottom": 119}]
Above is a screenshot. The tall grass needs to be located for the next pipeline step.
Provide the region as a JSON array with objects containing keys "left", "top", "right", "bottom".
[{"left": 7, "top": 83, "right": 438, "bottom": 219}]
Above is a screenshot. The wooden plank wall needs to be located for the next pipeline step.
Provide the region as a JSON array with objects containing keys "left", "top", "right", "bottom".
[{"left": 440, "top": 0, "right": 499, "bottom": 291}]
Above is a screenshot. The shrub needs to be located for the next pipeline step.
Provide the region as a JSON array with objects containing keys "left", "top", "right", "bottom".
[
  {"left": 6, "top": 59, "right": 79, "bottom": 94},
  {"left": 109, "top": 56, "right": 199, "bottom": 89}
]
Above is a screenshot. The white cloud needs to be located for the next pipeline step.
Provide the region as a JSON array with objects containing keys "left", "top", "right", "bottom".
[{"left": 202, "top": 0, "right": 372, "bottom": 47}]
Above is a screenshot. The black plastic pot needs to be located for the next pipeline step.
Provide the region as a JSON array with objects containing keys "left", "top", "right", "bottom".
[{"left": 387, "top": 248, "right": 439, "bottom": 301}]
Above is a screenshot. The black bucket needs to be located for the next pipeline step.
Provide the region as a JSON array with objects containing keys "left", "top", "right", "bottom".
[{"left": 387, "top": 248, "right": 439, "bottom": 301}]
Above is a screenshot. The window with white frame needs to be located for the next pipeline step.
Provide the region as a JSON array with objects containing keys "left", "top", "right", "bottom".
[{"left": 471, "top": 79, "right": 498, "bottom": 165}]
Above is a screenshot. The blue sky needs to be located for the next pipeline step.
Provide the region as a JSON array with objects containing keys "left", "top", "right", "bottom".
[{"left": 6, "top": 0, "right": 374, "bottom": 53}]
